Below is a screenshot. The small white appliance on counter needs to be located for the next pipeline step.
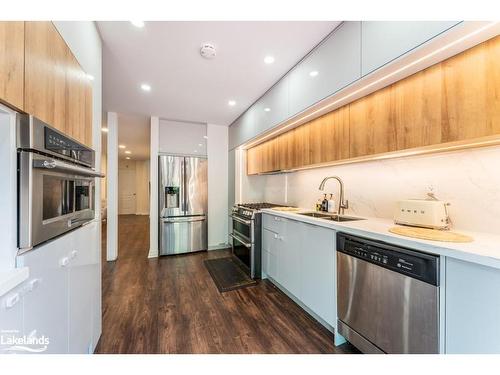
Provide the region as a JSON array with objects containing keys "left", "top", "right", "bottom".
[{"left": 394, "top": 199, "right": 450, "bottom": 230}]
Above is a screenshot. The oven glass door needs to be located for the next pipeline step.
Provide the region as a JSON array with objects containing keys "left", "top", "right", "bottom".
[
  {"left": 232, "top": 216, "right": 251, "bottom": 240},
  {"left": 19, "top": 152, "right": 97, "bottom": 250},
  {"left": 42, "top": 175, "right": 74, "bottom": 221},
  {"left": 232, "top": 232, "right": 252, "bottom": 272}
]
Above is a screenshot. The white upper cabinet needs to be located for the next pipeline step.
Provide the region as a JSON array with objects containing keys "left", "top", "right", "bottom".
[
  {"left": 289, "top": 21, "right": 362, "bottom": 117},
  {"left": 228, "top": 107, "right": 255, "bottom": 150},
  {"left": 253, "top": 76, "right": 289, "bottom": 136},
  {"left": 361, "top": 21, "right": 460, "bottom": 76}
]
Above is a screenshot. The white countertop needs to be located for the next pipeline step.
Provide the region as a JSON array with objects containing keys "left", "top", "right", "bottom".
[
  {"left": 261, "top": 208, "right": 500, "bottom": 270},
  {"left": 0, "top": 267, "right": 29, "bottom": 297}
]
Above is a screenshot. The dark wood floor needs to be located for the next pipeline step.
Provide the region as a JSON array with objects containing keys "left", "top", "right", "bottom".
[{"left": 95, "top": 214, "right": 358, "bottom": 354}]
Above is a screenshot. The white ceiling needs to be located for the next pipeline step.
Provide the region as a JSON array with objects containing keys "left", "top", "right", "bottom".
[{"left": 97, "top": 21, "right": 340, "bottom": 126}]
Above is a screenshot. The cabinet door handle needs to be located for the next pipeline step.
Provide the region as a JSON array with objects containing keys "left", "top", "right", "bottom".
[
  {"left": 4, "top": 293, "right": 20, "bottom": 309},
  {"left": 70, "top": 250, "right": 78, "bottom": 259},
  {"left": 59, "top": 257, "right": 70, "bottom": 267},
  {"left": 27, "top": 278, "right": 40, "bottom": 292}
]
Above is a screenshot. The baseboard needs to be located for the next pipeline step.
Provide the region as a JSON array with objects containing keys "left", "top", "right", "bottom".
[
  {"left": 148, "top": 248, "right": 158, "bottom": 258},
  {"left": 208, "top": 243, "right": 231, "bottom": 251},
  {"left": 135, "top": 212, "right": 149, "bottom": 216}
]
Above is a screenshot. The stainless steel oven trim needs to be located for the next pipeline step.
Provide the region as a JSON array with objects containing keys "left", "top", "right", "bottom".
[
  {"left": 33, "top": 158, "right": 105, "bottom": 178},
  {"left": 232, "top": 228, "right": 251, "bottom": 243},
  {"left": 18, "top": 151, "right": 100, "bottom": 252},
  {"left": 229, "top": 233, "right": 252, "bottom": 248},
  {"left": 231, "top": 215, "right": 252, "bottom": 226},
  {"left": 17, "top": 115, "right": 96, "bottom": 168}
]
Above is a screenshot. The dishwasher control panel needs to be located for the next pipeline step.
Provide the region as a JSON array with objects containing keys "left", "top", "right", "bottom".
[{"left": 337, "top": 233, "right": 439, "bottom": 286}]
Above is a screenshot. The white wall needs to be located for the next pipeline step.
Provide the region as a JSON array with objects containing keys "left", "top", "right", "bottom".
[
  {"left": 207, "top": 124, "right": 229, "bottom": 250},
  {"left": 241, "top": 146, "right": 500, "bottom": 235},
  {"left": 135, "top": 160, "right": 150, "bottom": 215},
  {"left": 106, "top": 112, "right": 118, "bottom": 261},
  {"left": 149, "top": 117, "right": 160, "bottom": 258}
]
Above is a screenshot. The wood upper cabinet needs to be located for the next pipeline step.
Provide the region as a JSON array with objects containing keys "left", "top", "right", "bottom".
[
  {"left": 440, "top": 36, "right": 500, "bottom": 142},
  {"left": 24, "top": 21, "right": 93, "bottom": 146},
  {"left": 0, "top": 22, "right": 25, "bottom": 110},
  {"left": 349, "top": 87, "right": 397, "bottom": 158},
  {"left": 247, "top": 36, "right": 500, "bottom": 175},
  {"left": 309, "top": 107, "right": 349, "bottom": 164}
]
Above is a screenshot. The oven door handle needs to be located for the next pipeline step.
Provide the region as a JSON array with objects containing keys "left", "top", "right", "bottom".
[
  {"left": 229, "top": 233, "right": 252, "bottom": 248},
  {"left": 33, "top": 159, "right": 105, "bottom": 178},
  {"left": 231, "top": 215, "right": 252, "bottom": 226}
]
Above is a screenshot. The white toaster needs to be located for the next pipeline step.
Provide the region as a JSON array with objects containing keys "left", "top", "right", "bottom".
[{"left": 394, "top": 199, "right": 450, "bottom": 230}]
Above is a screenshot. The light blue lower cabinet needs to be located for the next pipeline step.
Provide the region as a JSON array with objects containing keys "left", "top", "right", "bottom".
[
  {"left": 278, "top": 220, "right": 301, "bottom": 298},
  {"left": 262, "top": 214, "right": 338, "bottom": 336},
  {"left": 445, "top": 258, "right": 500, "bottom": 353},
  {"left": 298, "top": 223, "right": 336, "bottom": 327}
]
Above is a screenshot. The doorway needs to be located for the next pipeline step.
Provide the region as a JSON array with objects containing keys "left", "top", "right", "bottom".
[{"left": 118, "top": 163, "right": 137, "bottom": 214}]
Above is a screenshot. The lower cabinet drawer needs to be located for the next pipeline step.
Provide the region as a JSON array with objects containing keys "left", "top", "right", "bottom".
[
  {"left": 262, "top": 228, "right": 280, "bottom": 256},
  {"left": 262, "top": 213, "right": 286, "bottom": 234}
]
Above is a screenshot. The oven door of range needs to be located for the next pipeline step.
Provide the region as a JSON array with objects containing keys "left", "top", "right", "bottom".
[
  {"left": 230, "top": 214, "right": 257, "bottom": 278},
  {"left": 18, "top": 151, "right": 103, "bottom": 252}
]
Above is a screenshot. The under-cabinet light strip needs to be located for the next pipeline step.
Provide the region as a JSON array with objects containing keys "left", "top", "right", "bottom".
[{"left": 243, "top": 22, "right": 499, "bottom": 150}]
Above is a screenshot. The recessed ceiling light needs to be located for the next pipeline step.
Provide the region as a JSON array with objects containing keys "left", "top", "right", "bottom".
[
  {"left": 86, "top": 74, "right": 95, "bottom": 81},
  {"left": 141, "top": 83, "right": 151, "bottom": 92},
  {"left": 203, "top": 135, "right": 208, "bottom": 139},
  {"left": 264, "top": 107, "right": 271, "bottom": 112},
  {"left": 101, "top": 127, "right": 109, "bottom": 133},
  {"left": 125, "top": 157, "right": 131, "bottom": 160},
  {"left": 198, "top": 143, "right": 203, "bottom": 147},
  {"left": 228, "top": 100, "right": 236, "bottom": 106},
  {"left": 119, "top": 145, "right": 126, "bottom": 149},
  {"left": 125, "top": 150, "right": 131, "bottom": 154},
  {"left": 309, "top": 70, "right": 319, "bottom": 77},
  {"left": 193, "top": 150, "right": 198, "bottom": 153},
  {"left": 130, "top": 21, "right": 145, "bottom": 28},
  {"left": 264, "top": 56, "right": 275, "bottom": 64}
]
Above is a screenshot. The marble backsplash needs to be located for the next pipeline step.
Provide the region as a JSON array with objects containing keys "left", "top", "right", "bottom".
[{"left": 241, "top": 145, "right": 500, "bottom": 234}]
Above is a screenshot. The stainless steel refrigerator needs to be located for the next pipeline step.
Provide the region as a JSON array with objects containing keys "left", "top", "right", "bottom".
[{"left": 159, "top": 155, "right": 208, "bottom": 255}]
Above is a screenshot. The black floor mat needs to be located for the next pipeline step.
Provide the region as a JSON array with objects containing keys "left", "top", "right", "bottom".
[{"left": 204, "top": 257, "right": 257, "bottom": 293}]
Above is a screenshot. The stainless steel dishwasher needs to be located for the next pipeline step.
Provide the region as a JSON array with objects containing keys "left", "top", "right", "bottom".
[{"left": 336, "top": 233, "right": 440, "bottom": 354}]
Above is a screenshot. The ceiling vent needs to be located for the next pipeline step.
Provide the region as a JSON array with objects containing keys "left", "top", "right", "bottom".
[{"left": 200, "top": 43, "right": 216, "bottom": 59}]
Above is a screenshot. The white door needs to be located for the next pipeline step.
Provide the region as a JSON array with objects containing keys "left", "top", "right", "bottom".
[{"left": 119, "top": 168, "right": 136, "bottom": 214}]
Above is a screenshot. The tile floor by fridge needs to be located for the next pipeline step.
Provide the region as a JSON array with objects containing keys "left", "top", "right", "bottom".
[{"left": 95, "top": 215, "right": 358, "bottom": 354}]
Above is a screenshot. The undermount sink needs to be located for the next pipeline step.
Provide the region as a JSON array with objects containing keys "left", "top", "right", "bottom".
[{"left": 298, "top": 212, "right": 366, "bottom": 222}]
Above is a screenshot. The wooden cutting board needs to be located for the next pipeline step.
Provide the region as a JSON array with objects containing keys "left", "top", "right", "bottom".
[
  {"left": 389, "top": 226, "right": 474, "bottom": 243},
  {"left": 271, "top": 207, "right": 301, "bottom": 212}
]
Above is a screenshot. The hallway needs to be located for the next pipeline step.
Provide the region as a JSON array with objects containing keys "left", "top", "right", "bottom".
[{"left": 96, "top": 215, "right": 357, "bottom": 354}]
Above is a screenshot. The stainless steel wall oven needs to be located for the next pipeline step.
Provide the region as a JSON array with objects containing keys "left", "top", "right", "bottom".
[{"left": 17, "top": 115, "right": 104, "bottom": 252}]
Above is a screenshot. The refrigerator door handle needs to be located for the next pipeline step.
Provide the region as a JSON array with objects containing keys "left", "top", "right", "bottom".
[{"left": 161, "top": 216, "right": 206, "bottom": 224}]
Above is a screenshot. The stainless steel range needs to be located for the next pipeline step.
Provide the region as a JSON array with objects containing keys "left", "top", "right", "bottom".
[{"left": 230, "top": 203, "right": 285, "bottom": 279}]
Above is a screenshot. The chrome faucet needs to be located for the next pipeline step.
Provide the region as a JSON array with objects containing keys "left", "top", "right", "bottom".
[{"left": 318, "top": 176, "right": 349, "bottom": 215}]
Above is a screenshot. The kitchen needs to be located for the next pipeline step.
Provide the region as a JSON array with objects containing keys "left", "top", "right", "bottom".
[{"left": 1, "top": 1, "right": 500, "bottom": 372}]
